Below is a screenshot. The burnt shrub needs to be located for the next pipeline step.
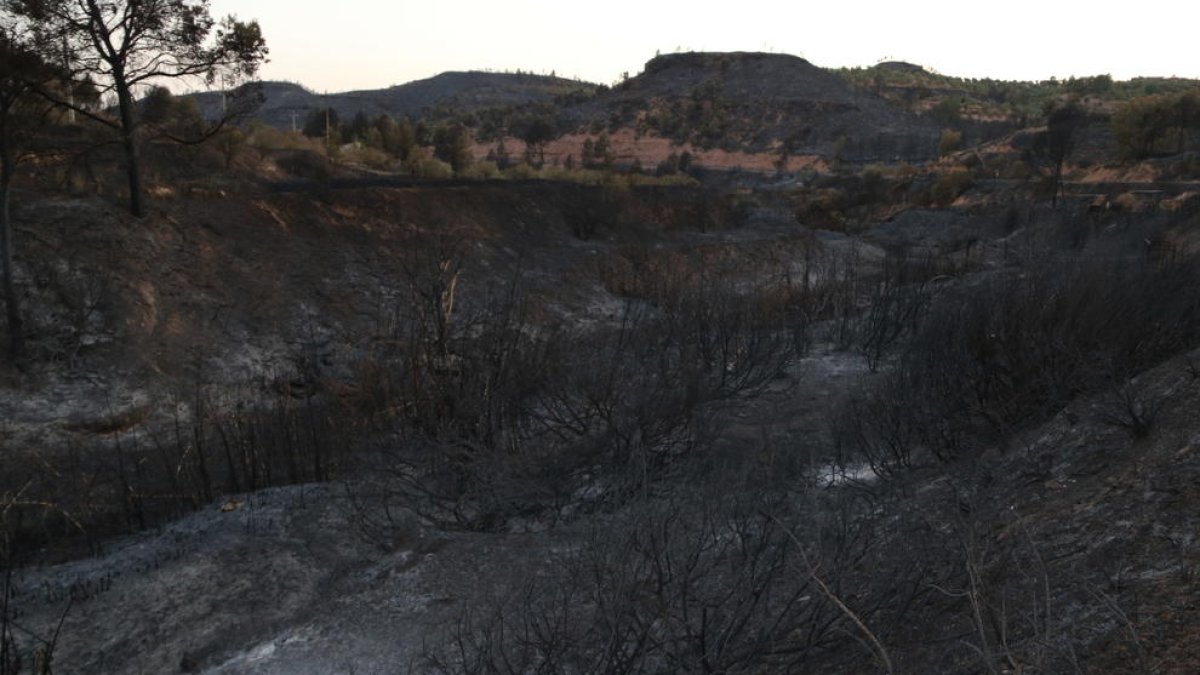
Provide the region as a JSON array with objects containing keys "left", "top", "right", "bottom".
[
  {"left": 836, "top": 252, "right": 1200, "bottom": 471},
  {"left": 364, "top": 235, "right": 806, "bottom": 531}
]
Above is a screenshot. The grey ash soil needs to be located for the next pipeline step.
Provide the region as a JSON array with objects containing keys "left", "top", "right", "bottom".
[
  {"left": 13, "top": 344, "right": 1200, "bottom": 673},
  {"left": 7, "top": 342, "right": 875, "bottom": 674},
  {"left": 0, "top": 181, "right": 883, "bottom": 667},
  {"left": 13, "top": 481, "right": 553, "bottom": 674},
  {"left": 5, "top": 180, "right": 1200, "bottom": 673}
]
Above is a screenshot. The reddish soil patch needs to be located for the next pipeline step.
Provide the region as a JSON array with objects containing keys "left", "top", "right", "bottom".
[{"left": 472, "top": 131, "right": 827, "bottom": 173}]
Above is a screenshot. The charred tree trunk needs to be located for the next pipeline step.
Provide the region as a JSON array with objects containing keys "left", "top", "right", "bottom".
[
  {"left": 0, "top": 135, "right": 22, "bottom": 360},
  {"left": 115, "top": 77, "right": 144, "bottom": 217}
]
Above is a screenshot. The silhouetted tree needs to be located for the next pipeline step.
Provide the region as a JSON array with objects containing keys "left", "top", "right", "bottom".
[
  {"left": 492, "top": 138, "right": 510, "bottom": 168},
  {"left": 518, "top": 115, "right": 556, "bottom": 166},
  {"left": 1064, "top": 73, "right": 1113, "bottom": 97},
  {"left": 592, "top": 130, "right": 612, "bottom": 167},
  {"left": 414, "top": 119, "right": 432, "bottom": 146},
  {"left": 1175, "top": 91, "right": 1200, "bottom": 153},
  {"left": 373, "top": 115, "right": 416, "bottom": 160},
  {"left": 1034, "top": 101, "right": 1085, "bottom": 207},
  {"left": 302, "top": 107, "right": 337, "bottom": 139},
  {"left": 345, "top": 110, "right": 369, "bottom": 143},
  {"left": 432, "top": 123, "right": 472, "bottom": 174},
  {"left": 677, "top": 150, "right": 694, "bottom": 173},
  {"left": 11, "top": 0, "right": 268, "bottom": 216}
]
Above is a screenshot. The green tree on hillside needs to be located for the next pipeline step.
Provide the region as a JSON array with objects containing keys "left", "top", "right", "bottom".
[
  {"left": 369, "top": 114, "right": 397, "bottom": 149},
  {"left": 414, "top": 119, "right": 433, "bottom": 147},
  {"left": 344, "top": 110, "right": 370, "bottom": 143},
  {"left": 432, "top": 123, "right": 472, "bottom": 174},
  {"left": 384, "top": 116, "right": 416, "bottom": 160},
  {"left": 303, "top": 107, "right": 338, "bottom": 139},
  {"left": 1064, "top": 74, "right": 1113, "bottom": 97},
  {"left": 592, "top": 131, "right": 612, "bottom": 167},
  {"left": 1113, "top": 93, "right": 1180, "bottom": 158},
  {"left": 1172, "top": 91, "right": 1200, "bottom": 152},
  {"left": 489, "top": 138, "right": 510, "bottom": 168},
  {"left": 211, "top": 125, "right": 245, "bottom": 168},
  {"left": 931, "top": 97, "right": 962, "bottom": 127},
  {"left": 517, "top": 115, "right": 556, "bottom": 167},
  {"left": 581, "top": 138, "right": 594, "bottom": 166},
  {"left": 139, "top": 85, "right": 204, "bottom": 137}
]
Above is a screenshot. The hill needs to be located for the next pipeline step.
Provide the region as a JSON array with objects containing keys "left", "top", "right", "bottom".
[
  {"left": 191, "top": 52, "right": 1200, "bottom": 174},
  {"left": 837, "top": 61, "right": 1200, "bottom": 123},
  {"left": 561, "top": 52, "right": 941, "bottom": 160},
  {"left": 192, "top": 71, "right": 596, "bottom": 129},
  {"left": 197, "top": 53, "right": 942, "bottom": 167}
]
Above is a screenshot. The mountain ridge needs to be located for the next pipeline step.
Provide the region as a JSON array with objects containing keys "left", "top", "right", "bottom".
[
  {"left": 199, "top": 51, "right": 941, "bottom": 162},
  {"left": 192, "top": 70, "right": 595, "bottom": 129}
]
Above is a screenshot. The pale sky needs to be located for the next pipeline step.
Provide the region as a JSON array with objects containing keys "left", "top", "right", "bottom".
[{"left": 208, "top": 1, "right": 1200, "bottom": 93}]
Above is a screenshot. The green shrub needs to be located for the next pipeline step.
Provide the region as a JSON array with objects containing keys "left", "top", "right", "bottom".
[
  {"left": 1000, "top": 158, "right": 1034, "bottom": 180},
  {"left": 836, "top": 254, "right": 1200, "bottom": 471},
  {"left": 461, "top": 160, "right": 502, "bottom": 180},
  {"left": 504, "top": 162, "right": 540, "bottom": 180},
  {"left": 275, "top": 150, "right": 333, "bottom": 179},
  {"left": 930, "top": 170, "right": 973, "bottom": 205},
  {"left": 931, "top": 97, "right": 962, "bottom": 126},
  {"left": 630, "top": 173, "right": 698, "bottom": 187},
  {"left": 1112, "top": 91, "right": 1200, "bottom": 159},
  {"left": 247, "top": 124, "right": 317, "bottom": 152},
  {"left": 342, "top": 145, "right": 394, "bottom": 171},
  {"left": 408, "top": 155, "right": 454, "bottom": 179},
  {"left": 937, "top": 128, "right": 964, "bottom": 157}
]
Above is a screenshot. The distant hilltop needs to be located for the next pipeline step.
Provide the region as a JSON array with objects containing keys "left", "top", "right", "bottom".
[
  {"left": 562, "top": 51, "right": 939, "bottom": 158},
  {"left": 874, "top": 61, "right": 930, "bottom": 74},
  {"left": 195, "top": 51, "right": 940, "bottom": 162},
  {"left": 191, "top": 71, "right": 595, "bottom": 130},
  {"left": 188, "top": 50, "right": 1199, "bottom": 169}
]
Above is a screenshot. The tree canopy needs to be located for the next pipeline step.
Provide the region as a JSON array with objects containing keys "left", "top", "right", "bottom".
[
  {"left": 5, "top": 0, "right": 268, "bottom": 215},
  {"left": 1113, "top": 91, "right": 1200, "bottom": 160},
  {"left": 1033, "top": 100, "right": 1086, "bottom": 206}
]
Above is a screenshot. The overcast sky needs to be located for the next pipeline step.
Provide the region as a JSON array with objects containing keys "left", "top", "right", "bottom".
[{"left": 207, "top": 0, "right": 1200, "bottom": 93}]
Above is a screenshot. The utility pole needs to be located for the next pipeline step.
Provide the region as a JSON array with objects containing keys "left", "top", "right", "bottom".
[
  {"left": 62, "top": 34, "right": 75, "bottom": 124},
  {"left": 324, "top": 93, "right": 332, "bottom": 149},
  {"left": 219, "top": 73, "right": 236, "bottom": 115},
  {"left": 290, "top": 110, "right": 299, "bottom": 133}
]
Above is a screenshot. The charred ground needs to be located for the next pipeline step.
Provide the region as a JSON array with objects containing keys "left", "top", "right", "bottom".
[{"left": 1, "top": 53, "right": 1200, "bottom": 674}]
